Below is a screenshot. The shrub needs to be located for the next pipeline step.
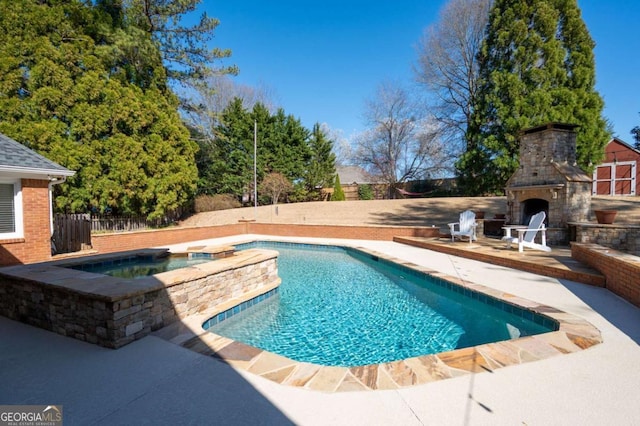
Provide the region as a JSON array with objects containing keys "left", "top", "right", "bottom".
[
  {"left": 331, "top": 174, "right": 345, "bottom": 201},
  {"left": 194, "top": 194, "right": 241, "bottom": 213},
  {"left": 358, "top": 184, "right": 374, "bottom": 200}
]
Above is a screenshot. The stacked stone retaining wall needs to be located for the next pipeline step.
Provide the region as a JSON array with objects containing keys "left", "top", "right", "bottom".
[
  {"left": 0, "top": 249, "right": 279, "bottom": 348},
  {"left": 570, "top": 223, "right": 640, "bottom": 256}
]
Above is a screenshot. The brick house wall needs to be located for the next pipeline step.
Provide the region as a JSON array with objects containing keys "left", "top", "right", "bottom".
[{"left": 0, "top": 179, "right": 52, "bottom": 265}]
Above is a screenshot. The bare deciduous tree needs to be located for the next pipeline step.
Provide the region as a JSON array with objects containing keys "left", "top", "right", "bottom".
[
  {"left": 414, "top": 0, "right": 491, "bottom": 152},
  {"left": 353, "top": 81, "right": 448, "bottom": 198},
  {"left": 184, "top": 75, "right": 276, "bottom": 143},
  {"left": 259, "top": 172, "right": 293, "bottom": 205},
  {"left": 322, "top": 125, "right": 354, "bottom": 167}
]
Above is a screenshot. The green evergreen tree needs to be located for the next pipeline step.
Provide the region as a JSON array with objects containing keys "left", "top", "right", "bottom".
[
  {"left": 0, "top": 0, "right": 198, "bottom": 219},
  {"left": 462, "top": 0, "right": 609, "bottom": 194},
  {"left": 203, "top": 99, "right": 334, "bottom": 204},
  {"left": 631, "top": 114, "right": 640, "bottom": 150},
  {"left": 358, "top": 184, "right": 374, "bottom": 200},
  {"left": 260, "top": 108, "right": 311, "bottom": 184},
  {"left": 91, "top": 0, "right": 167, "bottom": 90},
  {"left": 332, "top": 174, "right": 346, "bottom": 201},
  {"left": 116, "top": 0, "right": 237, "bottom": 84},
  {"left": 305, "top": 124, "right": 336, "bottom": 200},
  {"left": 207, "top": 98, "right": 255, "bottom": 196}
]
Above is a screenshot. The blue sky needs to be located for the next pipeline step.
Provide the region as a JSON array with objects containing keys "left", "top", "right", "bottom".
[{"left": 206, "top": 0, "right": 639, "bottom": 144}]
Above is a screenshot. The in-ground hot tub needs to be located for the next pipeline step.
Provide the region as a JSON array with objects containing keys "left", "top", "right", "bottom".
[
  {"left": 66, "top": 251, "right": 215, "bottom": 279},
  {"left": 0, "top": 246, "right": 280, "bottom": 348}
]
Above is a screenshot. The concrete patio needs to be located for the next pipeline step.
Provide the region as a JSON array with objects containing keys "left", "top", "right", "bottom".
[{"left": 1, "top": 235, "right": 639, "bottom": 425}]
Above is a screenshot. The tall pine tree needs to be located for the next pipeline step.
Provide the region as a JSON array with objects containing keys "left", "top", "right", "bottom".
[
  {"left": 305, "top": 124, "right": 336, "bottom": 200},
  {"left": 206, "top": 98, "right": 255, "bottom": 196},
  {"left": 462, "top": 0, "right": 609, "bottom": 194}
]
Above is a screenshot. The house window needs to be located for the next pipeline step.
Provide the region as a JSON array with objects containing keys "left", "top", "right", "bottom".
[{"left": 0, "top": 180, "right": 23, "bottom": 239}]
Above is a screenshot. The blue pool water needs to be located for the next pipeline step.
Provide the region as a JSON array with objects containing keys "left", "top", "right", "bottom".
[
  {"left": 206, "top": 242, "right": 556, "bottom": 367},
  {"left": 69, "top": 254, "right": 212, "bottom": 279}
]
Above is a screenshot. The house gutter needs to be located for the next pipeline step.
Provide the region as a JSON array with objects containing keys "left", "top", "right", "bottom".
[{"left": 0, "top": 165, "right": 74, "bottom": 179}]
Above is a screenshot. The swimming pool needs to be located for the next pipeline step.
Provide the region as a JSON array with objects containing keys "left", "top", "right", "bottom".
[
  {"left": 204, "top": 242, "right": 556, "bottom": 367},
  {"left": 68, "top": 252, "right": 214, "bottom": 279}
]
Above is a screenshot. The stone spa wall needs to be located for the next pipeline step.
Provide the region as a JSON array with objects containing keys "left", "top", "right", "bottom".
[{"left": 0, "top": 249, "right": 279, "bottom": 348}]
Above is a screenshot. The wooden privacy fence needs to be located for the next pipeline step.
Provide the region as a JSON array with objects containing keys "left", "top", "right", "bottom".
[
  {"left": 53, "top": 212, "right": 182, "bottom": 254},
  {"left": 53, "top": 214, "right": 92, "bottom": 254}
]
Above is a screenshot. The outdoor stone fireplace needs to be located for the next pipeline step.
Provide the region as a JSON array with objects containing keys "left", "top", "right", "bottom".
[{"left": 505, "top": 123, "right": 592, "bottom": 245}]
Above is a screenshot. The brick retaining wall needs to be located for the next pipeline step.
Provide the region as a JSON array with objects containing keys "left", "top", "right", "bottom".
[
  {"left": 91, "top": 223, "right": 246, "bottom": 254},
  {"left": 91, "top": 223, "right": 439, "bottom": 254},
  {"left": 571, "top": 243, "right": 640, "bottom": 308},
  {"left": 248, "top": 223, "right": 439, "bottom": 240}
]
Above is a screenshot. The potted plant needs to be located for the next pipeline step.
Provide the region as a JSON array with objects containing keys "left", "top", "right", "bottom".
[{"left": 594, "top": 210, "right": 617, "bottom": 224}]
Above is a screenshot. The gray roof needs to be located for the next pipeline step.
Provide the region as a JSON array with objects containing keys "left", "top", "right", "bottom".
[
  {"left": 336, "top": 165, "right": 375, "bottom": 184},
  {"left": 0, "top": 133, "right": 74, "bottom": 178}
]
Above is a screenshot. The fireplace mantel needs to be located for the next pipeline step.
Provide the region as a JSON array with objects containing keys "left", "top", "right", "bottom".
[{"left": 506, "top": 184, "right": 565, "bottom": 192}]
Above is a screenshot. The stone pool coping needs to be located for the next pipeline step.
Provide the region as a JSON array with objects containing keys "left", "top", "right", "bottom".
[
  {"left": 157, "top": 242, "right": 603, "bottom": 393},
  {"left": 0, "top": 248, "right": 275, "bottom": 302}
]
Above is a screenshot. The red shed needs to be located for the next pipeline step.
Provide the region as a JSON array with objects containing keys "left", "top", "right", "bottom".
[{"left": 592, "top": 138, "right": 640, "bottom": 196}]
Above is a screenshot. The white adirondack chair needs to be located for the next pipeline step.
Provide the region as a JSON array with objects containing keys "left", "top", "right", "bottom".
[
  {"left": 503, "top": 211, "right": 551, "bottom": 253},
  {"left": 448, "top": 210, "right": 477, "bottom": 245}
]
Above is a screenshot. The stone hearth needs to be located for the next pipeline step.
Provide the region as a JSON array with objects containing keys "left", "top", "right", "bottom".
[{"left": 505, "top": 123, "right": 592, "bottom": 245}]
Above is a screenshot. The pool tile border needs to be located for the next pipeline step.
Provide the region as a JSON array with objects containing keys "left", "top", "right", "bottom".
[
  {"left": 179, "top": 243, "right": 602, "bottom": 393},
  {"left": 202, "top": 287, "right": 280, "bottom": 329}
]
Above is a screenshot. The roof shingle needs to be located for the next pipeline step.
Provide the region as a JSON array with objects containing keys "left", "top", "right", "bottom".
[{"left": 0, "top": 133, "right": 73, "bottom": 176}]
